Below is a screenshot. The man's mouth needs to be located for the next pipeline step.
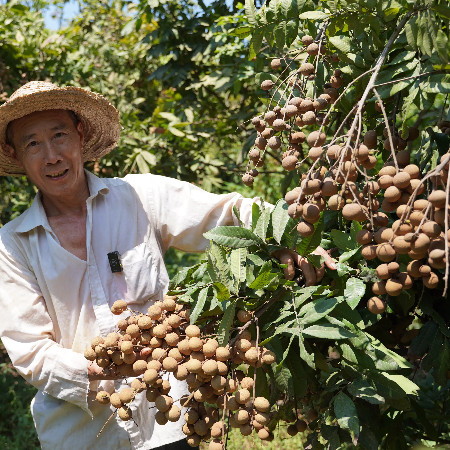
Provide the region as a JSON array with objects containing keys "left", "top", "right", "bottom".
[{"left": 46, "top": 169, "right": 68, "bottom": 179}]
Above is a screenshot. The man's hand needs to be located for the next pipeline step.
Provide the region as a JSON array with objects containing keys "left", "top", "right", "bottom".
[
  {"left": 88, "top": 361, "right": 122, "bottom": 381},
  {"left": 273, "top": 247, "right": 336, "bottom": 286}
]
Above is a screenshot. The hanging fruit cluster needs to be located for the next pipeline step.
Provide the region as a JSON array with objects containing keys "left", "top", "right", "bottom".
[
  {"left": 85, "top": 298, "right": 312, "bottom": 449},
  {"left": 243, "top": 29, "right": 450, "bottom": 303}
]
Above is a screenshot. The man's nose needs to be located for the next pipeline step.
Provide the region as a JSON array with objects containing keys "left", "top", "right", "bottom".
[{"left": 43, "top": 141, "right": 62, "bottom": 164}]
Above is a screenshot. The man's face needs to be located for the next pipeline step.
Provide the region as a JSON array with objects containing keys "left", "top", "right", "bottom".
[{"left": 7, "top": 109, "right": 85, "bottom": 201}]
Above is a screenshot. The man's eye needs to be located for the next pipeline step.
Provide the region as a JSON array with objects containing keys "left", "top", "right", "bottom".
[
  {"left": 55, "top": 132, "right": 65, "bottom": 138},
  {"left": 28, "top": 141, "right": 38, "bottom": 147}
]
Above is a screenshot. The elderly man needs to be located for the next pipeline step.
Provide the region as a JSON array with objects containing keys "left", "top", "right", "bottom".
[{"left": 0, "top": 81, "right": 334, "bottom": 449}]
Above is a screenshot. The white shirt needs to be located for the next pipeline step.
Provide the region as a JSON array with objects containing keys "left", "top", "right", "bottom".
[{"left": 0, "top": 170, "right": 257, "bottom": 450}]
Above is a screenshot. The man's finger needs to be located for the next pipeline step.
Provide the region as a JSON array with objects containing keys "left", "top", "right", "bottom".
[
  {"left": 298, "top": 257, "right": 317, "bottom": 286},
  {"left": 273, "top": 250, "right": 296, "bottom": 280},
  {"left": 312, "top": 246, "right": 337, "bottom": 270},
  {"left": 315, "top": 263, "right": 325, "bottom": 282}
]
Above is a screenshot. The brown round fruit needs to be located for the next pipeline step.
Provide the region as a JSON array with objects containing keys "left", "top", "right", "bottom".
[{"left": 367, "top": 297, "right": 386, "bottom": 314}]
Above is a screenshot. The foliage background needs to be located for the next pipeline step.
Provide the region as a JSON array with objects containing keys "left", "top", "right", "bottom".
[{"left": 0, "top": 0, "right": 449, "bottom": 448}]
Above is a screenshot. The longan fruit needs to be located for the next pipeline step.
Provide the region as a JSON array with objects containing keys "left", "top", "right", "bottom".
[
  {"left": 203, "top": 339, "right": 219, "bottom": 357},
  {"left": 133, "top": 359, "right": 148, "bottom": 375},
  {"left": 216, "top": 347, "right": 231, "bottom": 361},
  {"left": 182, "top": 423, "right": 195, "bottom": 436},
  {"left": 385, "top": 279, "right": 403, "bottom": 296},
  {"left": 177, "top": 338, "right": 191, "bottom": 355},
  {"left": 186, "top": 434, "right": 201, "bottom": 447},
  {"left": 165, "top": 404, "right": 181, "bottom": 422},
  {"left": 296, "top": 419, "right": 308, "bottom": 432},
  {"left": 262, "top": 349, "right": 276, "bottom": 364},
  {"left": 297, "top": 220, "right": 315, "bottom": 237},
  {"left": 111, "top": 299, "right": 127, "bottom": 315},
  {"left": 376, "top": 243, "right": 396, "bottom": 262},
  {"left": 299, "top": 63, "right": 315, "bottom": 76},
  {"left": 367, "top": 297, "right": 386, "bottom": 314},
  {"left": 235, "top": 409, "right": 250, "bottom": 425},
  {"left": 185, "top": 325, "right": 201, "bottom": 338},
  {"left": 84, "top": 347, "right": 97, "bottom": 361},
  {"left": 118, "top": 406, "right": 132, "bottom": 421},
  {"left": 119, "top": 387, "right": 134, "bottom": 404},
  {"left": 110, "top": 392, "right": 122, "bottom": 409},
  {"left": 254, "top": 396, "right": 270, "bottom": 412},
  {"left": 188, "top": 337, "right": 203, "bottom": 351},
  {"left": 307, "top": 131, "right": 326, "bottom": 147},
  {"left": 151, "top": 347, "right": 167, "bottom": 361},
  {"left": 148, "top": 304, "right": 162, "bottom": 320},
  {"left": 423, "top": 272, "right": 439, "bottom": 289},
  {"left": 155, "top": 395, "right": 173, "bottom": 413},
  {"left": 361, "top": 244, "right": 377, "bottom": 260},
  {"left": 261, "top": 80, "right": 275, "bottom": 90},
  {"left": 194, "top": 419, "right": 209, "bottom": 436},
  {"left": 372, "top": 280, "right": 387, "bottom": 295},
  {"left": 96, "top": 391, "right": 110, "bottom": 404},
  {"left": 235, "top": 389, "right": 251, "bottom": 405},
  {"left": 328, "top": 194, "right": 345, "bottom": 211},
  {"left": 186, "top": 359, "right": 202, "bottom": 373}
]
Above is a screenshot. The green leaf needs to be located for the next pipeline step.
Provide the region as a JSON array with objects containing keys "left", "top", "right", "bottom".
[
  {"left": 299, "top": 333, "right": 315, "bottom": 368},
  {"left": 299, "top": 10, "right": 328, "bottom": 20},
  {"left": 303, "top": 324, "right": 356, "bottom": 340},
  {"left": 344, "top": 278, "right": 366, "bottom": 309},
  {"left": 274, "top": 21, "right": 286, "bottom": 49},
  {"left": 281, "top": 0, "right": 299, "bottom": 19},
  {"left": 217, "top": 301, "right": 236, "bottom": 346},
  {"left": 190, "top": 287, "right": 209, "bottom": 324},
  {"left": 432, "top": 4, "right": 450, "bottom": 19},
  {"left": 379, "top": 373, "right": 419, "bottom": 395},
  {"left": 329, "top": 35, "right": 351, "bottom": 53},
  {"left": 296, "top": 215, "right": 323, "bottom": 256},
  {"left": 339, "top": 247, "right": 360, "bottom": 263},
  {"left": 209, "top": 242, "right": 233, "bottom": 291},
  {"left": 230, "top": 248, "right": 247, "bottom": 284},
  {"left": 293, "top": 285, "right": 323, "bottom": 308},
  {"left": 245, "top": 0, "right": 258, "bottom": 25},
  {"left": 204, "top": 226, "right": 264, "bottom": 248},
  {"left": 300, "top": 297, "right": 340, "bottom": 325},
  {"left": 347, "top": 379, "right": 385, "bottom": 405},
  {"left": 251, "top": 202, "right": 261, "bottom": 231},
  {"left": 285, "top": 20, "right": 299, "bottom": 48},
  {"left": 436, "top": 29, "right": 449, "bottom": 63},
  {"left": 249, "top": 261, "right": 277, "bottom": 289},
  {"left": 330, "top": 229, "right": 355, "bottom": 250},
  {"left": 272, "top": 199, "right": 292, "bottom": 244},
  {"left": 254, "top": 207, "right": 271, "bottom": 241},
  {"left": 405, "top": 16, "right": 418, "bottom": 50},
  {"left": 249, "top": 27, "right": 264, "bottom": 60},
  {"left": 334, "top": 392, "right": 360, "bottom": 437},
  {"left": 213, "top": 282, "right": 230, "bottom": 302}
]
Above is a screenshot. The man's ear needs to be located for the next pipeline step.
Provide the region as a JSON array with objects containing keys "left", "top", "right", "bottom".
[
  {"left": 5, "top": 144, "right": 23, "bottom": 168},
  {"left": 77, "top": 121, "right": 84, "bottom": 147}
]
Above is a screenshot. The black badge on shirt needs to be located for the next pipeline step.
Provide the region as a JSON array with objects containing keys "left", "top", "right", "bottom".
[{"left": 107, "top": 251, "right": 123, "bottom": 273}]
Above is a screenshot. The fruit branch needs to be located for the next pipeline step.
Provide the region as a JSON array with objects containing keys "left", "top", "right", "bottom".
[{"left": 336, "top": 9, "right": 415, "bottom": 180}]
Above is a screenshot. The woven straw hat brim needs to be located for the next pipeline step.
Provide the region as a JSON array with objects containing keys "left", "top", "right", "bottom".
[{"left": 0, "top": 85, "right": 121, "bottom": 176}]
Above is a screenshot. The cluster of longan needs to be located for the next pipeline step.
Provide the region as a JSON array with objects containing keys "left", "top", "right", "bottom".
[
  {"left": 179, "top": 319, "right": 283, "bottom": 449},
  {"left": 86, "top": 296, "right": 196, "bottom": 422},
  {"left": 243, "top": 34, "right": 340, "bottom": 187},
  {"left": 245, "top": 42, "right": 449, "bottom": 309},
  {"left": 86, "top": 300, "right": 305, "bottom": 448}
]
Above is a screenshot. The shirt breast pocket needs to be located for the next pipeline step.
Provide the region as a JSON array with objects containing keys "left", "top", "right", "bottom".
[{"left": 113, "top": 242, "right": 162, "bottom": 305}]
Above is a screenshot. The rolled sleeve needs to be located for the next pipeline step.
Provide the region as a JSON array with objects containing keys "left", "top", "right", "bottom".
[
  {"left": 0, "top": 237, "right": 91, "bottom": 415},
  {"left": 127, "top": 174, "right": 266, "bottom": 253}
]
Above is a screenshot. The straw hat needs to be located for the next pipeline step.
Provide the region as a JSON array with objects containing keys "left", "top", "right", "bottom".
[{"left": 0, "top": 81, "right": 121, "bottom": 176}]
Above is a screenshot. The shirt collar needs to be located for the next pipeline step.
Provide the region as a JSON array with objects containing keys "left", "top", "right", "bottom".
[{"left": 15, "top": 170, "right": 110, "bottom": 234}]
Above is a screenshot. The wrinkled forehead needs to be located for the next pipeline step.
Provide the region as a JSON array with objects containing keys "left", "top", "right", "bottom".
[{"left": 6, "top": 109, "right": 79, "bottom": 144}]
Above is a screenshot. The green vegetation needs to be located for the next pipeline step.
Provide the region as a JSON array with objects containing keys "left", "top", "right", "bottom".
[{"left": 0, "top": 0, "right": 449, "bottom": 448}]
